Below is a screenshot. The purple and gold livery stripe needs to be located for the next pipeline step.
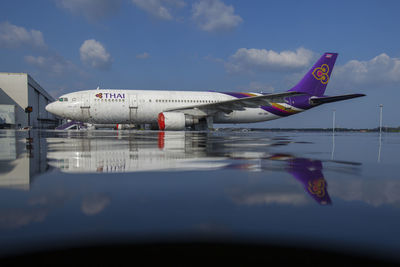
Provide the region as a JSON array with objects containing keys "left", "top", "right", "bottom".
[
  {"left": 261, "top": 106, "right": 292, "bottom": 117},
  {"left": 270, "top": 103, "right": 301, "bottom": 114},
  {"left": 221, "top": 92, "right": 301, "bottom": 117},
  {"left": 222, "top": 92, "right": 259, "bottom": 98}
]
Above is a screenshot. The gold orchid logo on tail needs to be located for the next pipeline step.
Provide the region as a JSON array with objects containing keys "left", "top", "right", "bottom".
[
  {"left": 308, "top": 178, "right": 326, "bottom": 197},
  {"left": 312, "top": 64, "right": 330, "bottom": 84}
]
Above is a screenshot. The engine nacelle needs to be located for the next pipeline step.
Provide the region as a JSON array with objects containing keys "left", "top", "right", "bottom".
[
  {"left": 158, "top": 112, "right": 185, "bottom": 130},
  {"left": 158, "top": 112, "right": 197, "bottom": 130}
]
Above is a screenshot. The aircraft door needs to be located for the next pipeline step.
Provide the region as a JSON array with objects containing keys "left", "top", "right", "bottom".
[
  {"left": 129, "top": 94, "right": 138, "bottom": 122},
  {"left": 80, "top": 94, "right": 91, "bottom": 121}
]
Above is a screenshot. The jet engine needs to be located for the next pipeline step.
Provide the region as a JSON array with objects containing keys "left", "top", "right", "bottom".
[{"left": 158, "top": 112, "right": 198, "bottom": 130}]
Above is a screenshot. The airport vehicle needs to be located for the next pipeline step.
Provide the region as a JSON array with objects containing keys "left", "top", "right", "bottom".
[{"left": 45, "top": 53, "right": 365, "bottom": 130}]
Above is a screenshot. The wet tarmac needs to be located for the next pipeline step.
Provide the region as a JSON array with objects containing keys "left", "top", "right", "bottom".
[{"left": 0, "top": 129, "right": 399, "bottom": 264}]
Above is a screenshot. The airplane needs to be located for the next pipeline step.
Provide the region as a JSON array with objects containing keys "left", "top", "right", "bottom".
[{"left": 45, "top": 52, "right": 365, "bottom": 130}]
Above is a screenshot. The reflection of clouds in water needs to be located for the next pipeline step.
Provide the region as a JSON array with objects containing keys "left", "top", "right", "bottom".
[
  {"left": 228, "top": 186, "right": 311, "bottom": 206},
  {"left": 0, "top": 192, "right": 71, "bottom": 229},
  {"left": 229, "top": 178, "right": 400, "bottom": 207},
  {"left": 0, "top": 209, "right": 47, "bottom": 229},
  {"left": 28, "top": 195, "right": 50, "bottom": 206},
  {"left": 28, "top": 191, "right": 70, "bottom": 207},
  {"left": 81, "top": 194, "right": 110, "bottom": 215},
  {"left": 231, "top": 192, "right": 310, "bottom": 206},
  {"left": 330, "top": 179, "right": 400, "bottom": 207}
]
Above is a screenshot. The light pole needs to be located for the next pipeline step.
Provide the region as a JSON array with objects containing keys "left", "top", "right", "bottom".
[
  {"left": 331, "top": 109, "right": 336, "bottom": 160},
  {"left": 378, "top": 104, "right": 383, "bottom": 163},
  {"left": 379, "top": 104, "right": 383, "bottom": 134},
  {"left": 332, "top": 109, "right": 336, "bottom": 134}
]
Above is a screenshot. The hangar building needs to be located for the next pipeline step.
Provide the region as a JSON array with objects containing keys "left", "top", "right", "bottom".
[{"left": 0, "top": 72, "right": 58, "bottom": 129}]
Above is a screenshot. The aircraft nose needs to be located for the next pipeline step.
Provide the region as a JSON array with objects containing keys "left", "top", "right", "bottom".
[{"left": 46, "top": 102, "right": 61, "bottom": 116}]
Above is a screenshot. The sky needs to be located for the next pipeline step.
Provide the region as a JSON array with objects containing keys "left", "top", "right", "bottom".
[{"left": 1, "top": 0, "right": 400, "bottom": 129}]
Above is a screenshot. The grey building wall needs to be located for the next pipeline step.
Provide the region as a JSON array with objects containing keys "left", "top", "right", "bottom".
[
  {"left": 0, "top": 130, "right": 48, "bottom": 190},
  {"left": 0, "top": 105, "right": 15, "bottom": 125},
  {"left": 0, "top": 73, "right": 28, "bottom": 127},
  {"left": 0, "top": 73, "right": 58, "bottom": 128}
]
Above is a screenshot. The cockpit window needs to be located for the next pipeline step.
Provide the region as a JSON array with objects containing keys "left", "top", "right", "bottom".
[{"left": 58, "top": 98, "right": 68, "bottom": 102}]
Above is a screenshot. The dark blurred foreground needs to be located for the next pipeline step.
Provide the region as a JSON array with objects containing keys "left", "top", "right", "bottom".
[{"left": 1, "top": 241, "right": 399, "bottom": 266}]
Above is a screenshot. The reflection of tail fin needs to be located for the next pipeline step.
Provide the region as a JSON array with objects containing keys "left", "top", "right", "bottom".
[
  {"left": 286, "top": 158, "right": 332, "bottom": 205},
  {"left": 289, "top": 53, "right": 338, "bottom": 97}
]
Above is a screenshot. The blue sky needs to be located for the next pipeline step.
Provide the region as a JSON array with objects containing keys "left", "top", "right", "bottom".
[{"left": 1, "top": 0, "right": 400, "bottom": 128}]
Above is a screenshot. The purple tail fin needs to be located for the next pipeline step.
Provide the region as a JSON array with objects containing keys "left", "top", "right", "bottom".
[{"left": 289, "top": 52, "right": 338, "bottom": 96}]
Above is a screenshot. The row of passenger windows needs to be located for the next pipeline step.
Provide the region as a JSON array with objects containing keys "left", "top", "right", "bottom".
[
  {"left": 155, "top": 99, "right": 216, "bottom": 103},
  {"left": 93, "top": 98, "right": 217, "bottom": 103},
  {"left": 59, "top": 97, "right": 218, "bottom": 103}
]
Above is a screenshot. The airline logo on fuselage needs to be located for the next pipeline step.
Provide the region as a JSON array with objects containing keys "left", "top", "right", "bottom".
[
  {"left": 312, "top": 64, "right": 330, "bottom": 84},
  {"left": 95, "top": 92, "right": 126, "bottom": 99}
]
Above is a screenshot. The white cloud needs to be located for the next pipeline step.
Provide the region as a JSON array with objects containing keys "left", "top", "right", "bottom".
[
  {"left": 55, "top": 0, "right": 122, "bottom": 21},
  {"left": 192, "top": 0, "right": 242, "bottom": 32},
  {"left": 236, "top": 81, "right": 275, "bottom": 93},
  {"left": 0, "top": 21, "right": 46, "bottom": 49},
  {"left": 25, "top": 54, "right": 79, "bottom": 75},
  {"left": 136, "top": 52, "right": 150, "bottom": 59},
  {"left": 80, "top": 39, "right": 112, "bottom": 70},
  {"left": 225, "top": 47, "right": 314, "bottom": 73},
  {"left": 247, "top": 81, "right": 275, "bottom": 93},
  {"left": 333, "top": 53, "right": 400, "bottom": 89},
  {"left": 132, "top": 0, "right": 185, "bottom": 20}
]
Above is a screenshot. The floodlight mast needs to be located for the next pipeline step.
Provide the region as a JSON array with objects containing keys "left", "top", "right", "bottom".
[
  {"left": 332, "top": 109, "right": 336, "bottom": 134},
  {"left": 379, "top": 104, "right": 383, "bottom": 134}
]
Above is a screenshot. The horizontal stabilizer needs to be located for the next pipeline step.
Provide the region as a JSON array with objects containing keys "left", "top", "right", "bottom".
[{"left": 310, "top": 94, "right": 365, "bottom": 105}]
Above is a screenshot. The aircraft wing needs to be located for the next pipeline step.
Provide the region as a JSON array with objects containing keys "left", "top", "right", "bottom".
[{"left": 164, "top": 91, "right": 305, "bottom": 117}]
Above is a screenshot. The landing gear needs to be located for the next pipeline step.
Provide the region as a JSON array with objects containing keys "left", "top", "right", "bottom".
[{"left": 191, "top": 117, "right": 213, "bottom": 131}]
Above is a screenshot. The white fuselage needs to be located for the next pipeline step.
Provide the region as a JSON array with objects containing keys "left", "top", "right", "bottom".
[{"left": 46, "top": 89, "right": 301, "bottom": 126}]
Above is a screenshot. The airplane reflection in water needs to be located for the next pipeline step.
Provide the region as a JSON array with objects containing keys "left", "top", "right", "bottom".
[
  {"left": 228, "top": 154, "right": 333, "bottom": 205},
  {"left": 46, "top": 131, "right": 362, "bottom": 205}
]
